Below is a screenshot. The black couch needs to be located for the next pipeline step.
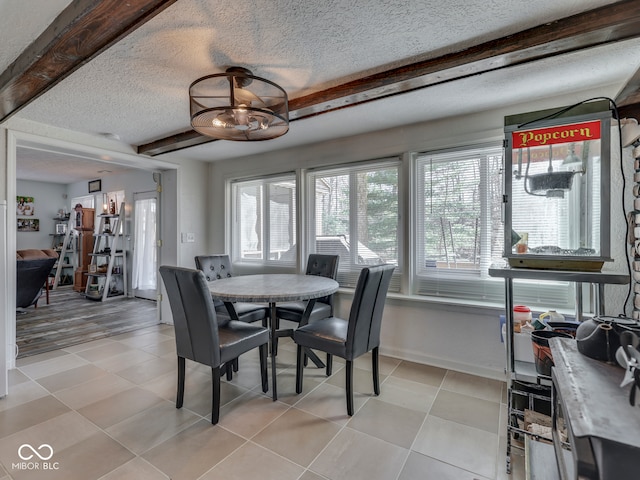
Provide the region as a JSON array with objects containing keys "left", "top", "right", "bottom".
[{"left": 16, "top": 249, "right": 58, "bottom": 309}]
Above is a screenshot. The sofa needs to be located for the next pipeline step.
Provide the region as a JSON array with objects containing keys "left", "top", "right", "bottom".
[{"left": 16, "top": 249, "right": 58, "bottom": 309}]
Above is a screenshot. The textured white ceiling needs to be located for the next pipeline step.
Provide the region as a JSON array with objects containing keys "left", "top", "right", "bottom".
[
  {"left": 15, "top": 145, "right": 138, "bottom": 184},
  {"left": 3, "top": 0, "right": 638, "bottom": 182}
]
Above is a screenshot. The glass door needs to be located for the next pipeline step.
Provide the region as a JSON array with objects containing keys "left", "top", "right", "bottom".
[{"left": 132, "top": 191, "right": 158, "bottom": 301}]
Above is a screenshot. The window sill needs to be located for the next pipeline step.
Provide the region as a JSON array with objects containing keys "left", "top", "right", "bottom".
[{"left": 336, "top": 287, "right": 505, "bottom": 315}]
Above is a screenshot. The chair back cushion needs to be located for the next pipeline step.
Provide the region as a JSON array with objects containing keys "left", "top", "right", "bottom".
[
  {"left": 159, "top": 266, "right": 221, "bottom": 368},
  {"left": 16, "top": 249, "right": 58, "bottom": 261},
  {"left": 346, "top": 264, "right": 395, "bottom": 358},
  {"left": 306, "top": 254, "right": 339, "bottom": 306},
  {"left": 195, "top": 254, "right": 233, "bottom": 308},
  {"left": 16, "top": 249, "right": 58, "bottom": 308},
  {"left": 195, "top": 254, "right": 233, "bottom": 280}
]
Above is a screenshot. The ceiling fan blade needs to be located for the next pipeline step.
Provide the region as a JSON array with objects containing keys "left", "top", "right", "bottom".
[{"left": 233, "top": 86, "right": 267, "bottom": 108}]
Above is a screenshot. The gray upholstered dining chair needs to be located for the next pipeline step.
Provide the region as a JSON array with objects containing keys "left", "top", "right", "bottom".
[
  {"left": 293, "top": 264, "right": 395, "bottom": 416},
  {"left": 275, "top": 253, "right": 339, "bottom": 368},
  {"left": 276, "top": 253, "right": 340, "bottom": 326},
  {"left": 159, "top": 266, "right": 270, "bottom": 424},
  {"left": 195, "top": 254, "right": 269, "bottom": 326},
  {"left": 195, "top": 254, "right": 269, "bottom": 379}
]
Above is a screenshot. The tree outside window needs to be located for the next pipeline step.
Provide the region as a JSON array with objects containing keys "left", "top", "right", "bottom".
[{"left": 310, "top": 160, "right": 400, "bottom": 289}]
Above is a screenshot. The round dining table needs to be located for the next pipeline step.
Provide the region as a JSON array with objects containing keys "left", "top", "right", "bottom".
[{"left": 208, "top": 273, "right": 339, "bottom": 400}]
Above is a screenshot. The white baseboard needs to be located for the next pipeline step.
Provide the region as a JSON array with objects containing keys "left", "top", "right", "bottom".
[{"left": 380, "top": 345, "right": 506, "bottom": 382}]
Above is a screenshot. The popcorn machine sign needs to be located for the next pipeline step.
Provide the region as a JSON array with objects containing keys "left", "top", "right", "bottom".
[{"left": 513, "top": 120, "right": 601, "bottom": 148}]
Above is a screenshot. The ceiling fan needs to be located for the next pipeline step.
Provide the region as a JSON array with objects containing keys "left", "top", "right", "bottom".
[{"left": 189, "top": 66, "right": 289, "bottom": 141}]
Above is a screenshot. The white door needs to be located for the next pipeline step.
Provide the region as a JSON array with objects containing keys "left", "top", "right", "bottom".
[
  {"left": 132, "top": 191, "right": 158, "bottom": 301},
  {"left": 0, "top": 201, "right": 8, "bottom": 397}
]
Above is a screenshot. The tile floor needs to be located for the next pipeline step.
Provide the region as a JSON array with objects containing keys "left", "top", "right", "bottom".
[{"left": 0, "top": 323, "right": 525, "bottom": 480}]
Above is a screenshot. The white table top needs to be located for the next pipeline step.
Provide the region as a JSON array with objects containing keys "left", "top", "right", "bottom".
[{"left": 208, "top": 273, "right": 339, "bottom": 303}]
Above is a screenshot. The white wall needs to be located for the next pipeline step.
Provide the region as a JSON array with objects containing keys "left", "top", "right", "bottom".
[
  {"left": 155, "top": 159, "right": 210, "bottom": 325},
  {"left": 207, "top": 87, "right": 633, "bottom": 380},
  {"left": 175, "top": 159, "right": 209, "bottom": 267},
  {"left": 0, "top": 129, "right": 6, "bottom": 396},
  {"left": 16, "top": 180, "right": 67, "bottom": 250}
]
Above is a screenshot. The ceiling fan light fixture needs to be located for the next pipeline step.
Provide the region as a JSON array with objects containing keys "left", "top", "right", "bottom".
[{"left": 189, "top": 67, "right": 289, "bottom": 141}]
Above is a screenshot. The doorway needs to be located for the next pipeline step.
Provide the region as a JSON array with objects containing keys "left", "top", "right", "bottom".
[
  {"left": 132, "top": 190, "right": 159, "bottom": 301},
  {"left": 5, "top": 132, "right": 179, "bottom": 375}
]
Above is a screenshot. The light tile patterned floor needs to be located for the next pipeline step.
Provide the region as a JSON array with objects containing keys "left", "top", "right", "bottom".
[{"left": 0, "top": 323, "right": 525, "bottom": 480}]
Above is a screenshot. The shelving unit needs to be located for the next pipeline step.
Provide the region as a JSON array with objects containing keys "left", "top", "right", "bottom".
[
  {"left": 52, "top": 213, "right": 77, "bottom": 288},
  {"left": 489, "top": 265, "right": 629, "bottom": 476},
  {"left": 550, "top": 338, "right": 640, "bottom": 480},
  {"left": 84, "top": 202, "right": 127, "bottom": 301}
]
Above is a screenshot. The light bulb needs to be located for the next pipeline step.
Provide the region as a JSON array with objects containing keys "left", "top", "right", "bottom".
[
  {"left": 212, "top": 117, "right": 226, "bottom": 128},
  {"left": 234, "top": 106, "right": 249, "bottom": 130}
]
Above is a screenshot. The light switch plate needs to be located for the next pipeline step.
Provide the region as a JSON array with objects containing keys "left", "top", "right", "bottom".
[{"left": 181, "top": 232, "right": 196, "bottom": 243}]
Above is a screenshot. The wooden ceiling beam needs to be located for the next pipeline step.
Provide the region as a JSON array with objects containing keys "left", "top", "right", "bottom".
[
  {"left": 616, "top": 65, "right": 640, "bottom": 120},
  {"left": 138, "top": 0, "right": 640, "bottom": 156},
  {"left": 0, "top": 0, "right": 177, "bottom": 123}
]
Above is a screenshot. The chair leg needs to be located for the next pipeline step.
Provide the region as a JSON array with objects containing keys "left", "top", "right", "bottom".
[
  {"left": 372, "top": 347, "right": 380, "bottom": 395},
  {"left": 259, "top": 344, "right": 268, "bottom": 393},
  {"left": 296, "top": 345, "right": 305, "bottom": 394},
  {"left": 211, "top": 366, "right": 221, "bottom": 424},
  {"left": 271, "top": 342, "right": 278, "bottom": 401},
  {"left": 176, "top": 356, "right": 185, "bottom": 408},
  {"left": 233, "top": 357, "right": 239, "bottom": 372},
  {"left": 326, "top": 354, "right": 333, "bottom": 376},
  {"left": 346, "top": 360, "right": 354, "bottom": 416},
  {"left": 225, "top": 362, "right": 233, "bottom": 381}
]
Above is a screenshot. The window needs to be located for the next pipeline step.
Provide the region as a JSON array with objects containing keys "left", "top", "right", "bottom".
[
  {"left": 307, "top": 159, "right": 401, "bottom": 290},
  {"left": 231, "top": 174, "right": 297, "bottom": 265},
  {"left": 227, "top": 144, "right": 576, "bottom": 308},
  {"left": 414, "top": 145, "right": 573, "bottom": 307}
]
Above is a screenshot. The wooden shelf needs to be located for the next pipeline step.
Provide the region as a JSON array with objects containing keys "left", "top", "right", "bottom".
[
  {"left": 52, "top": 214, "right": 77, "bottom": 289},
  {"left": 84, "top": 202, "right": 127, "bottom": 301}
]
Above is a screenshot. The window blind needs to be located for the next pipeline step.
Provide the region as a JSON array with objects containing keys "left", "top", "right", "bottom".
[
  {"left": 414, "top": 145, "right": 573, "bottom": 308},
  {"left": 231, "top": 174, "right": 297, "bottom": 265},
  {"left": 308, "top": 159, "right": 401, "bottom": 291}
]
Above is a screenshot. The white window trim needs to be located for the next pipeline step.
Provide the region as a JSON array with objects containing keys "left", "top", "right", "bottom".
[
  {"left": 230, "top": 172, "right": 297, "bottom": 267},
  {"left": 305, "top": 157, "right": 403, "bottom": 290}
]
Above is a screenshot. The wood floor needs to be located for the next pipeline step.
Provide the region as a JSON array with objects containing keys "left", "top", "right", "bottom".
[{"left": 16, "top": 286, "right": 159, "bottom": 358}]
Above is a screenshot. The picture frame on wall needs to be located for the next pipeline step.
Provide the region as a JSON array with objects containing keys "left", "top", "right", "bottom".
[
  {"left": 16, "top": 196, "right": 34, "bottom": 216},
  {"left": 17, "top": 218, "right": 39, "bottom": 232},
  {"left": 88, "top": 179, "right": 102, "bottom": 193}
]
